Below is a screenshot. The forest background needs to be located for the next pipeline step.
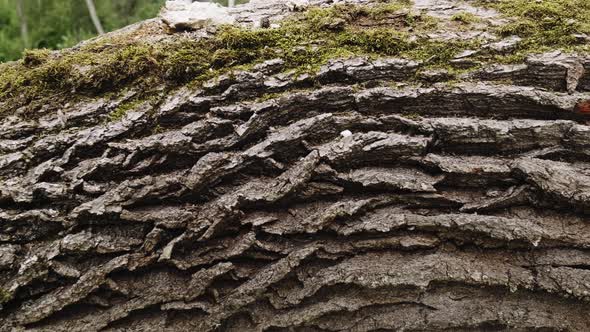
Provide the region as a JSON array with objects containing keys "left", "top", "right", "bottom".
[{"left": 0, "top": 0, "right": 250, "bottom": 62}]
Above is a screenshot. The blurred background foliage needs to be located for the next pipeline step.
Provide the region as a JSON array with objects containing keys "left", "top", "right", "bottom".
[{"left": 0, "top": 0, "right": 250, "bottom": 62}]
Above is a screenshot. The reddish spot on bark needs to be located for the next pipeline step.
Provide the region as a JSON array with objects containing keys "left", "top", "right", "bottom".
[{"left": 575, "top": 100, "right": 590, "bottom": 113}]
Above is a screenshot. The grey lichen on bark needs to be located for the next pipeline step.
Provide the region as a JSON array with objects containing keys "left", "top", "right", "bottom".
[{"left": 2, "top": 0, "right": 590, "bottom": 331}]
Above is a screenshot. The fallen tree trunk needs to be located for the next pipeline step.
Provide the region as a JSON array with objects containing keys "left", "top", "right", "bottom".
[{"left": 2, "top": 0, "right": 590, "bottom": 331}]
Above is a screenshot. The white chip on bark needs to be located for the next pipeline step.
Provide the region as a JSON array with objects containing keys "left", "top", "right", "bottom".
[
  {"left": 286, "top": 0, "right": 311, "bottom": 11},
  {"left": 160, "top": 1, "right": 235, "bottom": 30},
  {"left": 340, "top": 130, "right": 353, "bottom": 137}
]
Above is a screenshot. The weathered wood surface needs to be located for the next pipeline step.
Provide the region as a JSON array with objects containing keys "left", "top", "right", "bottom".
[{"left": 2, "top": 0, "right": 590, "bottom": 331}]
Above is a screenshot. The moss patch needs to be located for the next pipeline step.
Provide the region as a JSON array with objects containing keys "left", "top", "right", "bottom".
[
  {"left": 109, "top": 99, "right": 142, "bottom": 122},
  {"left": 0, "top": 288, "right": 10, "bottom": 304},
  {"left": 9, "top": 0, "right": 584, "bottom": 117},
  {"left": 0, "top": 1, "right": 460, "bottom": 118},
  {"left": 480, "top": 0, "right": 590, "bottom": 62},
  {"left": 22, "top": 48, "right": 53, "bottom": 67},
  {"left": 451, "top": 12, "right": 480, "bottom": 24}
]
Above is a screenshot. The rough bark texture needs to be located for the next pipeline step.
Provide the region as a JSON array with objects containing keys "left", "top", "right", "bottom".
[{"left": 3, "top": 0, "right": 590, "bottom": 331}]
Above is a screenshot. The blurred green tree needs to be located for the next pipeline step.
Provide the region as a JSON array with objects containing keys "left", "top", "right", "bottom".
[{"left": 0, "top": 0, "right": 249, "bottom": 62}]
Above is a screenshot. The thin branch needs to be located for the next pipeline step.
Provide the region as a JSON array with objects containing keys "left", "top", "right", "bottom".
[
  {"left": 85, "top": 0, "right": 105, "bottom": 35},
  {"left": 16, "top": 0, "right": 30, "bottom": 48}
]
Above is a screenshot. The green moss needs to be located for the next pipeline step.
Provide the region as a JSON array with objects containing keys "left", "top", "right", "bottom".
[
  {"left": 337, "top": 28, "right": 411, "bottom": 55},
  {"left": 151, "top": 124, "right": 164, "bottom": 134},
  {"left": 304, "top": 5, "right": 356, "bottom": 31},
  {"left": 403, "top": 39, "right": 482, "bottom": 65},
  {"left": 0, "top": 288, "right": 10, "bottom": 304},
  {"left": 403, "top": 113, "right": 422, "bottom": 120},
  {"left": 109, "top": 92, "right": 164, "bottom": 122},
  {"left": 22, "top": 48, "right": 52, "bottom": 67},
  {"left": 0, "top": 1, "right": 475, "bottom": 118},
  {"left": 218, "top": 26, "right": 282, "bottom": 50},
  {"left": 161, "top": 39, "right": 210, "bottom": 82},
  {"left": 254, "top": 87, "right": 315, "bottom": 103},
  {"left": 451, "top": 12, "right": 480, "bottom": 24},
  {"left": 8, "top": 0, "right": 590, "bottom": 118},
  {"left": 410, "top": 13, "right": 440, "bottom": 32},
  {"left": 480, "top": 0, "right": 590, "bottom": 60},
  {"left": 0, "top": 62, "right": 28, "bottom": 98},
  {"left": 256, "top": 92, "right": 286, "bottom": 103},
  {"left": 365, "top": 2, "right": 410, "bottom": 19},
  {"left": 109, "top": 99, "right": 141, "bottom": 122}
]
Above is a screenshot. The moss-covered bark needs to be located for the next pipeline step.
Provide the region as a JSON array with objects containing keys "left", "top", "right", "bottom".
[{"left": 2, "top": 0, "right": 589, "bottom": 120}]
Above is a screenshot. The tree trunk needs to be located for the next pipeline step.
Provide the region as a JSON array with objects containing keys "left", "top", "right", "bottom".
[
  {"left": 2, "top": 0, "right": 590, "bottom": 331},
  {"left": 15, "top": 0, "right": 30, "bottom": 49},
  {"left": 85, "top": 0, "right": 105, "bottom": 35}
]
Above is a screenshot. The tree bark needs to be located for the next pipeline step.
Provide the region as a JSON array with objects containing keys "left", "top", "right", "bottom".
[
  {"left": 2, "top": 0, "right": 590, "bottom": 331},
  {"left": 84, "top": 0, "right": 105, "bottom": 35}
]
